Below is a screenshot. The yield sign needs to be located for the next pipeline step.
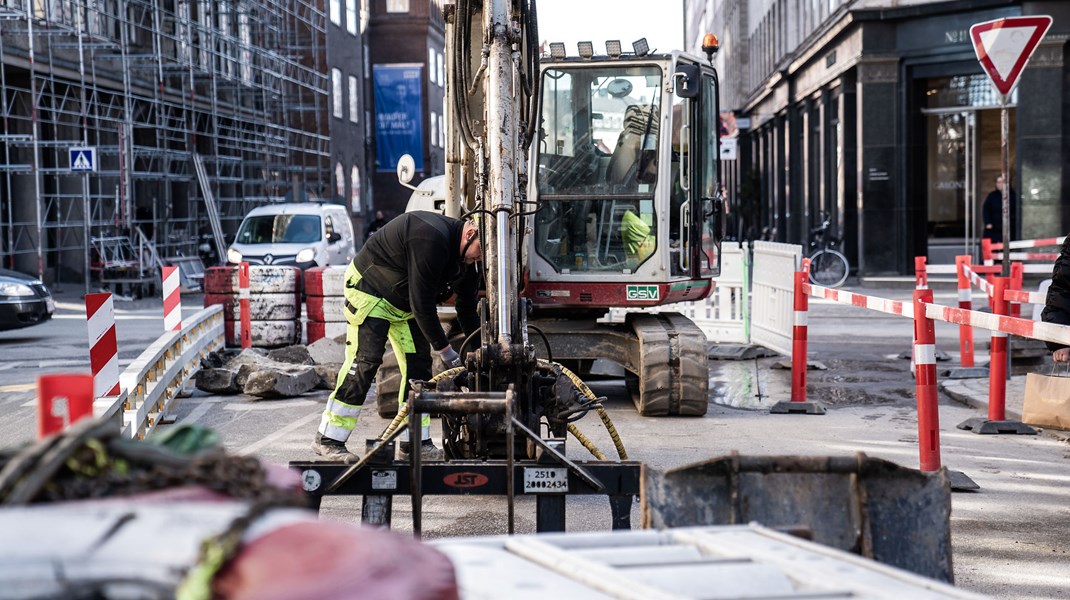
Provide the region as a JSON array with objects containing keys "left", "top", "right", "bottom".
[{"left": 970, "top": 16, "right": 1053, "bottom": 96}]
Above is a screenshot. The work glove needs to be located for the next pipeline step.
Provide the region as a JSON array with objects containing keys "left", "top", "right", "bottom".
[{"left": 437, "top": 345, "right": 463, "bottom": 369}]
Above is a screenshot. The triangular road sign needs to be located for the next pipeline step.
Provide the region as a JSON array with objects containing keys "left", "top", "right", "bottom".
[{"left": 970, "top": 16, "right": 1053, "bottom": 96}]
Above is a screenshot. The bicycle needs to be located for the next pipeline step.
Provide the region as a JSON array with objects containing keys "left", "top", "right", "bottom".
[{"left": 808, "top": 215, "right": 849, "bottom": 288}]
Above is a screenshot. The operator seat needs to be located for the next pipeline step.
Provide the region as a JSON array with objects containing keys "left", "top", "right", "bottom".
[{"left": 606, "top": 105, "right": 647, "bottom": 187}]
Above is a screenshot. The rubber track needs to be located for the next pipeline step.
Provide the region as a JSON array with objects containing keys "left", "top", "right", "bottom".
[{"left": 630, "top": 312, "right": 708, "bottom": 416}]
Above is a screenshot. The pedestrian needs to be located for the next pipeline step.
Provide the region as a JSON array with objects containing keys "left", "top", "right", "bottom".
[
  {"left": 1042, "top": 235, "right": 1070, "bottom": 363},
  {"left": 982, "top": 175, "right": 1018, "bottom": 244},
  {"left": 366, "top": 210, "right": 388, "bottom": 239},
  {"left": 312, "top": 211, "right": 482, "bottom": 462}
]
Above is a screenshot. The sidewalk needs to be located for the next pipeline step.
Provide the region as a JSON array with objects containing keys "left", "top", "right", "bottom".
[{"left": 941, "top": 374, "right": 1070, "bottom": 442}]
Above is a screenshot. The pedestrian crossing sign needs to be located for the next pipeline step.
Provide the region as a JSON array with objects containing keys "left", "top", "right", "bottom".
[{"left": 70, "top": 146, "right": 96, "bottom": 172}]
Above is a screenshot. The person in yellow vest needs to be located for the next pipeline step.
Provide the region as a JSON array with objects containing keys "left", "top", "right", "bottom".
[
  {"left": 621, "top": 209, "right": 656, "bottom": 269},
  {"left": 312, "top": 212, "right": 482, "bottom": 462}
]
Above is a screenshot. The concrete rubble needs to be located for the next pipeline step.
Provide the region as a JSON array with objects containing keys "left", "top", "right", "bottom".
[{"left": 195, "top": 339, "right": 346, "bottom": 398}]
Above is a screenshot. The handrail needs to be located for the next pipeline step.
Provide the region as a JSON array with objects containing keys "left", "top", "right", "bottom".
[{"left": 93, "top": 305, "right": 225, "bottom": 439}]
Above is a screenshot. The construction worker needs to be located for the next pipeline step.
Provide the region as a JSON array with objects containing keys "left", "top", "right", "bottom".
[{"left": 312, "top": 211, "right": 482, "bottom": 462}]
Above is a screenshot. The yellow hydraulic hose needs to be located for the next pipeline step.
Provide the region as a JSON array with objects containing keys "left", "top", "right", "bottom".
[{"left": 377, "top": 363, "right": 628, "bottom": 463}]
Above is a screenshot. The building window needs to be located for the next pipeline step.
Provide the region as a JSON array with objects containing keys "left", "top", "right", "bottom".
[
  {"left": 428, "top": 47, "right": 436, "bottom": 85},
  {"left": 346, "top": 0, "right": 357, "bottom": 34},
  {"left": 336, "top": 163, "right": 346, "bottom": 200},
  {"left": 351, "top": 166, "right": 362, "bottom": 212},
  {"left": 332, "top": 68, "right": 343, "bottom": 119},
  {"left": 439, "top": 113, "right": 445, "bottom": 148},
  {"left": 386, "top": 0, "right": 408, "bottom": 13},
  {"left": 349, "top": 75, "right": 359, "bottom": 122},
  {"left": 330, "top": 0, "right": 341, "bottom": 26},
  {"left": 430, "top": 111, "right": 438, "bottom": 148},
  {"left": 437, "top": 52, "right": 445, "bottom": 89}
]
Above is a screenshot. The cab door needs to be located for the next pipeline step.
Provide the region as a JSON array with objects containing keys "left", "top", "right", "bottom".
[{"left": 693, "top": 68, "right": 722, "bottom": 278}]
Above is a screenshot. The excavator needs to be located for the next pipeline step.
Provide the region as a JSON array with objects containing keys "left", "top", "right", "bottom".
[{"left": 375, "top": 0, "right": 727, "bottom": 442}]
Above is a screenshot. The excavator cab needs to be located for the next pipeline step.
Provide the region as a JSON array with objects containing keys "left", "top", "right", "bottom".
[{"left": 527, "top": 51, "right": 724, "bottom": 310}]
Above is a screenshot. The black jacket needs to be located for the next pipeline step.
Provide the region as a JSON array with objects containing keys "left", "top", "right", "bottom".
[
  {"left": 981, "top": 188, "right": 1018, "bottom": 243},
  {"left": 1041, "top": 235, "right": 1070, "bottom": 352},
  {"left": 352, "top": 212, "right": 480, "bottom": 351}
]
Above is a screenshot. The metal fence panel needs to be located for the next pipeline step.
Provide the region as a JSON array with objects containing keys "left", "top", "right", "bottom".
[{"left": 750, "top": 241, "right": 801, "bottom": 357}]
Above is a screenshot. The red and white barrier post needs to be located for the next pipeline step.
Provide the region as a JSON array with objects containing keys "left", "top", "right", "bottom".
[
  {"left": 162, "top": 266, "right": 182, "bottom": 331},
  {"left": 36, "top": 373, "right": 95, "bottom": 439},
  {"left": 954, "top": 255, "right": 975, "bottom": 368},
  {"left": 988, "top": 277, "right": 1009, "bottom": 421},
  {"left": 912, "top": 289, "right": 941, "bottom": 472},
  {"left": 86, "top": 292, "right": 121, "bottom": 398},
  {"left": 914, "top": 256, "right": 928, "bottom": 289},
  {"left": 239, "top": 262, "right": 252, "bottom": 349},
  {"left": 1009, "top": 262, "right": 1023, "bottom": 319},
  {"left": 771, "top": 259, "right": 826, "bottom": 415}
]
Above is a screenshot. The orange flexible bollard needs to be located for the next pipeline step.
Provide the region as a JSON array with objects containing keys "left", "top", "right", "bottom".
[{"left": 912, "top": 289, "right": 941, "bottom": 472}]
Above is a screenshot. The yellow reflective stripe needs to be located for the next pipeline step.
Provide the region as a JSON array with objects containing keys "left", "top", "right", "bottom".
[
  {"left": 324, "top": 397, "right": 361, "bottom": 418},
  {"left": 326, "top": 412, "right": 358, "bottom": 431}
]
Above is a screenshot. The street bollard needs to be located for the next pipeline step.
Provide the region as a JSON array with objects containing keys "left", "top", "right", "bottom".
[
  {"left": 37, "top": 373, "right": 95, "bottom": 439},
  {"left": 912, "top": 288, "right": 941, "bottom": 472},
  {"left": 955, "top": 255, "right": 975, "bottom": 368},
  {"left": 770, "top": 258, "right": 825, "bottom": 415},
  {"left": 86, "top": 292, "right": 121, "bottom": 398},
  {"left": 914, "top": 256, "right": 928, "bottom": 289},
  {"left": 988, "top": 277, "right": 1009, "bottom": 421},
  {"left": 239, "top": 262, "right": 252, "bottom": 349}
]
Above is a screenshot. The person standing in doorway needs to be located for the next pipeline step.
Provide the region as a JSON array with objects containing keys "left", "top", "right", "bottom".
[
  {"left": 982, "top": 175, "right": 1018, "bottom": 244},
  {"left": 366, "top": 210, "right": 388, "bottom": 240}
]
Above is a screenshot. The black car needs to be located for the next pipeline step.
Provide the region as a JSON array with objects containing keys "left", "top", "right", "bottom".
[{"left": 0, "top": 268, "right": 54, "bottom": 331}]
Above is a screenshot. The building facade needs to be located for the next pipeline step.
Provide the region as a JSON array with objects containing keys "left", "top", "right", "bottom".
[
  {"left": 686, "top": 0, "right": 1070, "bottom": 275},
  {"left": 366, "top": 0, "right": 446, "bottom": 222},
  {"left": 0, "top": 0, "right": 367, "bottom": 286}
]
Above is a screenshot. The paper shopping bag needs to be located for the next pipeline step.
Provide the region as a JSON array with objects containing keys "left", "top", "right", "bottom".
[{"left": 1022, "top": 372, "right": 1070, "bottom": 430}]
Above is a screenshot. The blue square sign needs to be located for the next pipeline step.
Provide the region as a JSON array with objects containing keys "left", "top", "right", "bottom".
[{"left": 70, "top": 146, "right": 96, "bottom": 172}]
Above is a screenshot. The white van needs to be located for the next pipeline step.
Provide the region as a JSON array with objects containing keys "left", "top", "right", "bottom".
[{"left": 227, "top": 203, "right": 356, "bottom": 269}]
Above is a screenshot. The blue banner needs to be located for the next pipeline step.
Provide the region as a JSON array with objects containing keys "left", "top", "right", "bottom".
[{"left": 373, "top": 64, "right": 424, "bottom": 172}]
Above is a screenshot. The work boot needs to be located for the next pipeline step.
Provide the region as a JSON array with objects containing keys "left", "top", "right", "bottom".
[
  {"left": 311, "top": 436, "right": 358, "bottom": 464},
  {"left": 398, "top": 439, "right": 446, "bottom": 461}
]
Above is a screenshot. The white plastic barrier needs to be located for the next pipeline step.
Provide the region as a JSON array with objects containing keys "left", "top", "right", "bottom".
[
  {"left": 750, "top": 241, "right": 803, "bottom": 357},
  {"left": 94, "top": 305, "right": 225, "bottom": 440},
  {"left": 604, "top": 242, "right": 749, "bottom": 344}
]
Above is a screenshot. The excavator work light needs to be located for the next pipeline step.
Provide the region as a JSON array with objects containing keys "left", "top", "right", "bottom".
[
  {"left": 577, "top": 41, "right": 594, "bottom": 59},
  {"left": 548, "top": 42, "right": 566, "bottom": 60},
  {"left": 605, "top": 40, "right": 622, "bottom": 58},
  {"left": 632, "top": 37, "right": 649, "bottom": 57}
]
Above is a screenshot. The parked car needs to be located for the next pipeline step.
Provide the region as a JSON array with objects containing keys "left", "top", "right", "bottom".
[
  {"left": 0, "top": 269, "right": 54, "bottom": 331},
  {"left": 226, "top": 203, "right": 356, "bottom": 270}
]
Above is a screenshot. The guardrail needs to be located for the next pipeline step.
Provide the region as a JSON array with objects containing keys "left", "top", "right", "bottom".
[{"left": 94, "top": 305, "right": 225, "bottom": 439}]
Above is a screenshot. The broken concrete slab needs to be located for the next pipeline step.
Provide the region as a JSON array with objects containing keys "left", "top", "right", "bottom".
[
  {"left": 307, "top": 336, "right": 346, "bottom": 365},
  {"left": 195, "top": 368, "right": 241, "bottom": 395},
  {"left": 708, "top": 344, "right": 779, "bottom": 361},
  {"left": 942, "top": 367, "right": 989, "bottom": 379},
  {"left": 314, "top": 364, "right": 342, "bottom": 390},
  {"left": 267, "top": 345, "right": 314, "bottom": 365},
  {"left": 242, "top": 365, "right": 320, "bottom": 398},
  {"left": 771, "top": 359, "right": 827, "bottom": 371}
]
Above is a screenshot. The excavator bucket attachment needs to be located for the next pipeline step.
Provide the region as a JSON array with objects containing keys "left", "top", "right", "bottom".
[{"left": 641, "top": 452, "right": 953, "bottom": 582}]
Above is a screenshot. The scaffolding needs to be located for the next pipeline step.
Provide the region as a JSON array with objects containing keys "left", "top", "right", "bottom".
[{"left": 0, "top": 0, "right": 330, "bottom": 289}]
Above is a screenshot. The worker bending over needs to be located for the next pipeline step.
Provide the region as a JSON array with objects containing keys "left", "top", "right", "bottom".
[{"left": 312, "top": 211, "right": 482, "bottom": 462}]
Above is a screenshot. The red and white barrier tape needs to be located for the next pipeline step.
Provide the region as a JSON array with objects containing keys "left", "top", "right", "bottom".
[
  {"left": 86, "top": 293, "right": 121, "bottom": 397},
  {"left": 162, "top": 266, "right": 182, "bottom": 331},
  {"left": 803, "top": 282, "right": 1070, "bottom": 347},
  {"left": 991, "top": 252, "right": 1058, "bottom": 262},
  {"left": 959, "top": 263, "right": 993, "bottom": 298},
  {"left": 990, "top": 236, "right": 1065, "bottom": 251},
  {"left": 1003, "top": 288, "right": 1046, "bottom": 305},
  {"left": 803, "top": 283, "right": 914, "bottom": 319}
]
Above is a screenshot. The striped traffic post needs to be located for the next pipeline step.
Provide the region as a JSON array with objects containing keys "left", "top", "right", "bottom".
[
  {"left": 239, "top": 262, "right": 252, "bottom": 349},
  {"left": 956, "top": 276, "right": 1036, "bottom": 435},
  {"left": 914, "top": 256, "right": 928, "bottom": 289},
  {"left": 770, "top": 258, "right": 825, "bottom": 415},
  {"left": 954, "top": 256, "right": 975, "bottom": 368},
  {"left": 1009, "top": 262, "right": 1023, "bottom": 319},
  {"left": 86, "top": 292, "right": 121, "bottom": 397},
  {"left": 162, "top": 266, "right": 182, "bottom": 331},
  {"left": 912, "top": 288, "right": 941, "bottom": 472}
]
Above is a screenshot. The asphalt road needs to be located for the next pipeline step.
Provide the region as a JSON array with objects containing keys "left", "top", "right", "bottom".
[{"left": 2, "top": 285, "right": 1069, "bottom": 598}]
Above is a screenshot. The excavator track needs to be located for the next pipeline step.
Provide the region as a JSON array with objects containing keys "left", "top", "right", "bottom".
[{"left": 628, "top": 312, "right": 709, "bottom": 416}]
